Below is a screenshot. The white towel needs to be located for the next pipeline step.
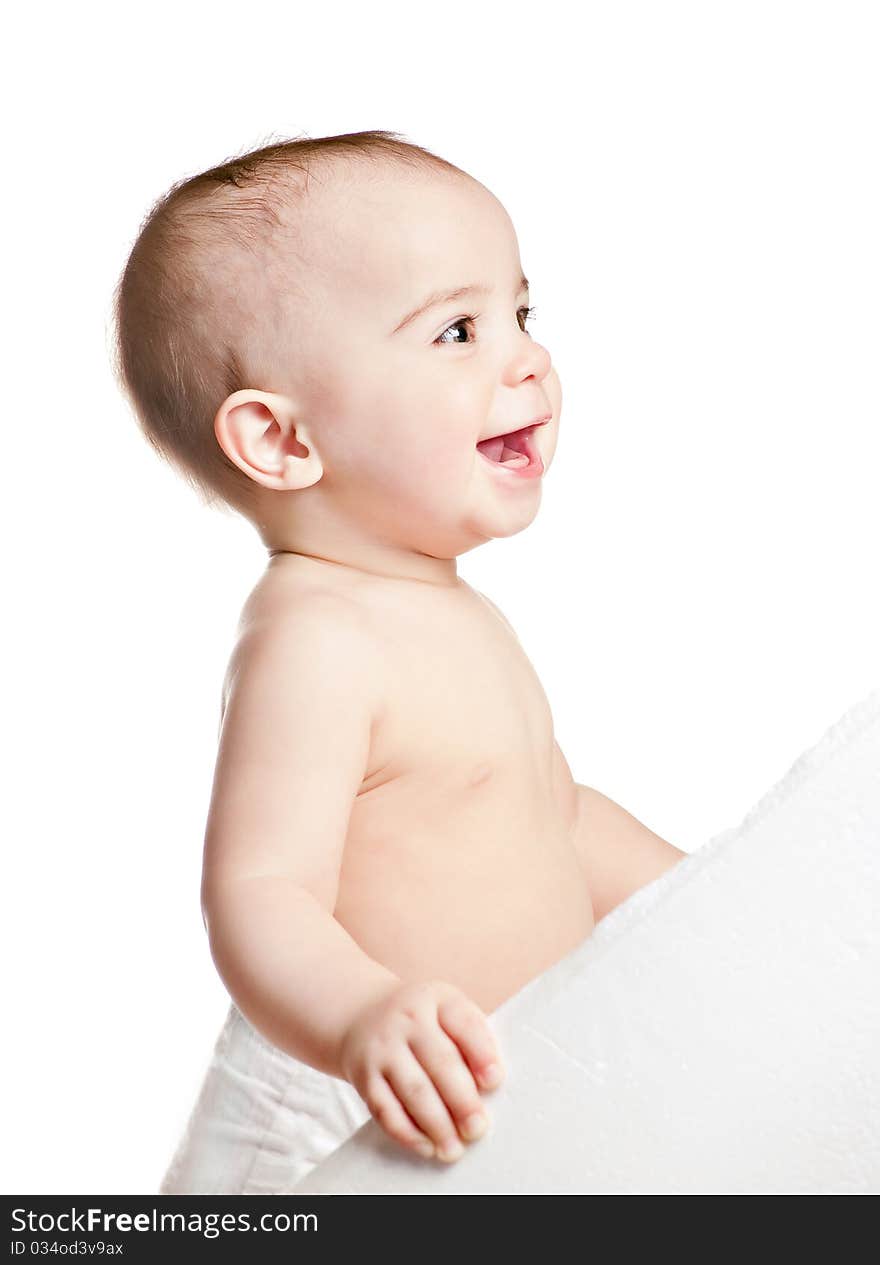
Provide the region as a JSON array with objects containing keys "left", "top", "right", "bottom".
[{"left": 292, "top": 686, "right": 880, "bottom": 1194}]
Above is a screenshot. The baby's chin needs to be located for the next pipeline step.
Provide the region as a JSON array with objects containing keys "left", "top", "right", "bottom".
[{"left": 461, "top": 479, "right": 544, "bottom": 545}]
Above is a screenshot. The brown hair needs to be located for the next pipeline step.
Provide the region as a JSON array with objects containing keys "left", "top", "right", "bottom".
[{"left": 110, "top": 129, "right": 466, "bottom": 517}]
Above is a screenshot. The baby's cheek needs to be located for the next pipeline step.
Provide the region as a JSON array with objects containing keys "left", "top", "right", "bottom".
[
  {"left": 541, "top": 369, "right": 562, "bottom": 469},
  {"left": 539, "top": 418, "right": 560, "bottom": 471},
  {"left": 546, "top": 366, "right": 562, "bottom": 419}
]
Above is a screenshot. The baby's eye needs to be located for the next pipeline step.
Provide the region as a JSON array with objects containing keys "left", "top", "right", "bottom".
[{"left": 434, "top": 306, "right": 537, "bottom": 346}]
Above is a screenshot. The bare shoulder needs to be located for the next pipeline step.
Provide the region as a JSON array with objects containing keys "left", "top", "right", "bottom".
[
  {"left": 202, "top": 584, "right": 390, "bottom": 908},
  {"left": 474, "top": 588, "right": 519, "bottom": 637},
  {"left": 572, "top": 779, "right": 687, "bottom": 923},
  {"left": 220, "top": 579, "right": 387, "bottom": 730}
]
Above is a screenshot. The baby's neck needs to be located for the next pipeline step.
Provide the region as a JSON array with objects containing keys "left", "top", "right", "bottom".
[{"left": 266, "top": 546, "right": 461, "bottom": 589}]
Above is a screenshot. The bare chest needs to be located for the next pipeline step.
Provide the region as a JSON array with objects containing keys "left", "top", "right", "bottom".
[
  {"left": 359, "top": 590, "right": 558, "bottom": 803},
  {"left": 333, "top": 588, "right": 593, "bottom": 1010}
]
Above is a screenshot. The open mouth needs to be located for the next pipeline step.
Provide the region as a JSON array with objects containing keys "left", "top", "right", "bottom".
[{"left": 476, "top": 423, "right": 543, "bottom": 472}]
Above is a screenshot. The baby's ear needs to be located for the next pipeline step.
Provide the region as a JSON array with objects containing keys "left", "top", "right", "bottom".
[{"left": 214, "top": 389, "right": 324, "bottom": 491}]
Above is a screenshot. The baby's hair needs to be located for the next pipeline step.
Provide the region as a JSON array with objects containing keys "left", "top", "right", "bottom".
[{"left": 110, "top": 129, "right": 465, "bottom": 518}]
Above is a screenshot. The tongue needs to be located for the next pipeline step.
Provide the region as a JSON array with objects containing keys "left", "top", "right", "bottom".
[
  {"left": 477, "top": 431, "right": 531, "bottom": 467},
  {"left": 498, "top": 448, "right": 529, "bottom": 467}
]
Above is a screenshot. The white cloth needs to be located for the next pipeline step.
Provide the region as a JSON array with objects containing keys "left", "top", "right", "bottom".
[
  {"left": 293, "top": 686, "right": 880, "bottom": 1194},
  {"left": 159, "top": 1002, "right": 370, "bottom": 1194}
]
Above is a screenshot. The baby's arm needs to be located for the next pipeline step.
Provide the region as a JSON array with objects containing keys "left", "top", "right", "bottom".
[
  {"left": 572, "top": 781, "right": 686, "bottom": 923},
  {"left": 201, "top": 599, "right": 502, "bottom": 1162},
  {"left": 204, "top": 874, "right": 400, "bottom": 1077}
]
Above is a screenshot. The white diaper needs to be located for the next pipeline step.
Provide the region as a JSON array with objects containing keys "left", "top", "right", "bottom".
[{"left": 159, "top": 1002, "right": 371, "bottom": 1195}]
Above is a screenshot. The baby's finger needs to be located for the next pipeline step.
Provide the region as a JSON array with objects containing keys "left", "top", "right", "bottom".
[
  {"left": 436, "top": 994, "right": 505, "bottom": 1092},
  {"left": 384, "top": 1050, "right": 463, "bottom": 1162},
  {"left": 408, "top": 1028, "right": 489, "bottom": 1144},
  {"left": 365, "top": 1073, "right": 437, "bottom": 1159}
]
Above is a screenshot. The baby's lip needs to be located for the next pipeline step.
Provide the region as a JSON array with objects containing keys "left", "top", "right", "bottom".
[{"left": 478, "top": 415, "right": 551, "bottom": 445}]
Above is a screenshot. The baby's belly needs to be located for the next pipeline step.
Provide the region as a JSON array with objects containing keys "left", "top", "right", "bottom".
[{"left": 333, "top": 765, "right": 595, "bottom": 1014}]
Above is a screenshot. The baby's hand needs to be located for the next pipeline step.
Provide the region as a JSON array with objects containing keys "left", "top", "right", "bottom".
[{"left": 338, "top": 978, "right": 505, "bottom": 1163}]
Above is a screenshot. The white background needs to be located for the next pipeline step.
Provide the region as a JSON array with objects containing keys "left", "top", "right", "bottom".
[{"left": 3, "top": 0, "right": 877, "bottom": 1194}]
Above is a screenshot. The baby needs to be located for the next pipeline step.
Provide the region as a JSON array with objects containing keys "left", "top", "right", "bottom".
[{"left": 114, "top": 129, "right": 685, "bottom": 1169}]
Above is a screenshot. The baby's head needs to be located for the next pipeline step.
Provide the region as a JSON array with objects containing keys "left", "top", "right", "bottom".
[{"left": 113, "top": 130, "right": 561, "bottom": 581}]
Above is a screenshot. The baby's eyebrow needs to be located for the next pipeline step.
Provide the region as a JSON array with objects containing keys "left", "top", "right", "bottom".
[{"left": 391, "top": 273, "right": 530, "bottom": 336}]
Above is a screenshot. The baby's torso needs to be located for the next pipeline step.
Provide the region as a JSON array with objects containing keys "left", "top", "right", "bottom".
[{"left": 248, "top": 563, "right": 595, "bottom": 1014}]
